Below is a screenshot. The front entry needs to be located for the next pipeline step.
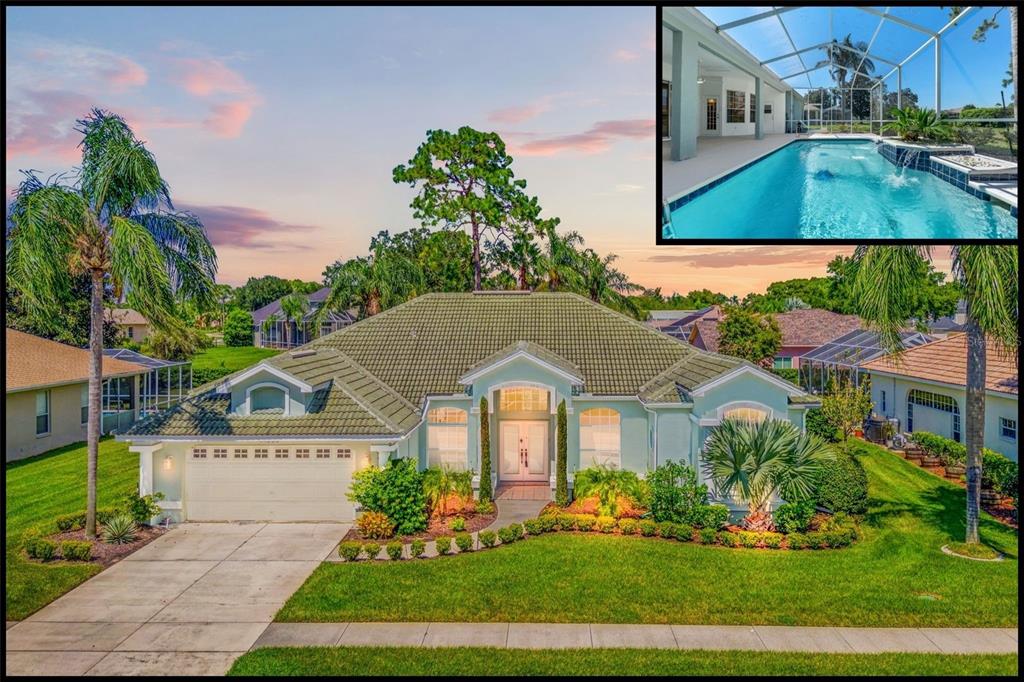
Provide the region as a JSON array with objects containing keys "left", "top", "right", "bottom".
[{"left": 499, "top": 421, "right": 549, "bottom": 482}]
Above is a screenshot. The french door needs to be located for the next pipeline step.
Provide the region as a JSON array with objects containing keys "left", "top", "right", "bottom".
[{"left": 499, "top": 421, "right": 548, "bottom": 482}]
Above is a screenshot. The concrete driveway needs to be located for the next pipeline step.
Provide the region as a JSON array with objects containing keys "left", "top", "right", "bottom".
[{"left": 6, "top": 522, "right": 348, "bottom": 676}]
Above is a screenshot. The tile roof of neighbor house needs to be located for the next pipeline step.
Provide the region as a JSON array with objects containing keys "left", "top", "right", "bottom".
[
  {"left": 861, "top": 333, "right": 1018, "bottom": 396},
  {"left": 103, "top": 307, "right": 149, "bottom": 325},
  {"left": 689, "top": 309, "right": 862, "bottom": 353},
  {"left": 250, "top": 287, "right": 355, "bottom": 324},
  {"left": 6, "top": 329, "right": 150, "bottom": 393},
  {"left": 126, "top": 293, "right": 815, "bottom": 438}
]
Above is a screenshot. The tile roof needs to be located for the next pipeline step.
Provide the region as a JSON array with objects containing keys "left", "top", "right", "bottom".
[
  {"left": 460, "top": 340, "right": 584, "bottom": 383},
  {"left": 104, "top": 308, "right": 149, "bottom": 325},
  {"left": 688, "top": 309, "right": 862, "bottom": 352},
  {"left": 6, "top": 328, "right": 149, "bottom": 393},
  {"left": 126, "top": 293, "right": 813, "bottom": 438},
  {"left": 861, "top": 333, "right": 1018, "bottom": 396}
]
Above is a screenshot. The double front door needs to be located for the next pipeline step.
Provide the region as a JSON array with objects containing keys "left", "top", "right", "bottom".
[{"left": 499, "top": 421, "right": 548, "bottom": 482}]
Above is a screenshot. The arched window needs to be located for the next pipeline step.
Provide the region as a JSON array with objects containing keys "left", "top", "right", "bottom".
[
  {"left": 907, "top": 390, "right": 961, "bottom": 442},
  {"left": 722, "top": 406, "right": 769, "bottom": 424},
  {"left": 427, "top": 407, "right": 468, "bottom": 469},
  {"left": 580, "top": 408, "right": 620, "bottom": 469},
  {"left": 499, "top": 387, "right": 548, "bottom": 412},
  {"left": 249, "top": 385, "right": 288, "bottom": 415}
]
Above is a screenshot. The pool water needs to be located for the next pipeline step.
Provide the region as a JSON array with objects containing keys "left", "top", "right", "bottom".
[{"left": 665, "top": 140, "right": 1017, "bottom": 239}]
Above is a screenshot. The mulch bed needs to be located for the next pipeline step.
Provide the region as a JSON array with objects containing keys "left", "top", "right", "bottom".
[
  {"left": 41, "top": 525, "right": 167, "bottom": 568},
  {"left": 343, "top": 509, "right": 498, "bottom": 543}
]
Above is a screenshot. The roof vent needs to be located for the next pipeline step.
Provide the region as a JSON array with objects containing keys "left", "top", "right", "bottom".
[{"left": 289, "top": 349, "right": 318, "bottom": 358}]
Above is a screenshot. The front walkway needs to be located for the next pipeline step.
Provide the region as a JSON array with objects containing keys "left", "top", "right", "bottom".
[
  {"left": 252, "top": 622, "right": 1019, "bottom": 654},
  {"left": 5, "top": 522, "right": 349, "bottom": 676}
]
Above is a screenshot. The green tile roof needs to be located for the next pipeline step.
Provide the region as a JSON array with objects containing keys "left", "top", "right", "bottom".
[{"left": 128, "top": 292, "right": 812, "bottom": 438}]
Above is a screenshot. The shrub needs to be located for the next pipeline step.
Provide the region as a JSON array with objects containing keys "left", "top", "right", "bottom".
[
  {"left": 774, "top": 501, "right": 816, "bottom": 534},
  {"left": 574, "top": 515, "right": 597, "bottom": 532},
  {"left": 646, "top": 460, "right": 710, "bottom": 525},
  {"left": 816, "top": 450, "right": 868, "bottom": 515},
  {"left": 476, "top": 499, "right": 495, "bottom": 515},
  {"left": 479, "top": 397, "right": 493, "bottom": 503},
  {"left": 739, "top": 531, "right": 759, "bottom": 549},
  {"left": 356, "top": 511, "right": 395, "bottom": 539},
  {"left": 805, "top": 408, "right": 840, "bottom": 443},
  {"left": 696, "top": 504, "right": 730, "bottom": 530},
  {"left": 911, "top": 431, "right": 966, "bottom": 465},
  {"left": 805, "top": 532, "right": 827, "bottom": 550},
  {"left": 638, "top": 519, "right": 657, "bottom": 537},
  {"left": 102, "top": 514, "right": 137, "bottom": 545},
  {"left": 96, "top": 507, "right": 120, "bottom": 526},
  {"left": 572, "top": 466, "right": 648, "bottom": 517},
  {"left": 597, "top": 516, "right": 617, "bottom": 533},
  {"left": 786, "top": 533, "right": 808, "bottom": 550},
  {"left": 27, "top": 538, "right": 57, "bottom": 561},
  {"left": 422, "top": 467, "right": 474, "bottom": 517},
  {"left": 454, "top": 533, "right": 473, "bottom": 553},
  {"left": 434, "top": 536, "right": 453, "bottom": 554},
  {"left": 762, "top": 532, "right": 784, "bottom": 549},
  {"left": 556, "top": 400, "right": 568, "bottom": 506},
  {"left": 362, "top": 542, "right": 381, "bottom": 560},
  {"left": 122, "top": 490, "right": 165, "bottom": 525},
  {"left": 338, "top": 541, "right": 362, "bottom": 561},
  {"left": 348, "top": 459, "right": 428, "bottom": 535},
  {"left": 618, "top": 518, "right": 639, "bottom": 535},
  {"left": 509, "top": 523, "right": 524, "bottom": 540},
  {"left": 657, "top": 521, "right": 678, "bottom": 539},
  {"left": 61, "top": 540, "right": 93, "bottom": 561},
  {"left": 478, "top": 530, "right": 497, "bottom": 548},
  {"left": 450, "top": 517, "right": 466, "bottom": 532},
  {"left": 719, "top": 531, "right": 741, "bottom": 547},
  {"left": 674, "top": 524, "right": 694, "bottom": 542},
  {"left": 538, "top": 515, "right": 557, "bottom": 533},
  {"left": 524, "top": 518, "right": 544, "bottom": 535},
  {"left": 410, "top": 538, "right": 427, "bottom": 558},
  {"left": 223, "top": 309, "right": 254, "bottom": 346},
  {"left": 823, "top": 528, "right": 855, "bottom": 548},
  {"left": 555, "top": 514, "right": 576, "bottom": 531},
  {"left": 698, "top": 528, "right": 718, "bottom": 544},
  {"left": 386, "top": 541, "right": 404, "bottom": 560},
  {"left": 982, "top": 449, "right": 1018, "bottom": 498},
  {"left": 819, "top": 512, "right": 858, "bottom": 540},
  {"left": 55, "top": 512, "right": 85, "bottom": 532},
  {"left": 497, "top": 527, "right": 515, "bottom": 544}
]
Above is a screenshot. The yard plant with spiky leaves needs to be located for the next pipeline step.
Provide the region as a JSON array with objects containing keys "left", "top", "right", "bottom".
[{"left": 7, "top": 109, "right": 217, "bottom": 538}]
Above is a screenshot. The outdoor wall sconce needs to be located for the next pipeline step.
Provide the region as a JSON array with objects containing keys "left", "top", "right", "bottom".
[
  {"left": 163, "top": 455, "right": 174, "bottom": 471},
  {"left": 697, "top": 76, "right": 705, "bottom": 84}
]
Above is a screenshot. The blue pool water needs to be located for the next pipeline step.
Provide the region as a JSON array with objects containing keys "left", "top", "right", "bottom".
[{"left": 665, "top": 140, "right": 1017, "bottom": 239}]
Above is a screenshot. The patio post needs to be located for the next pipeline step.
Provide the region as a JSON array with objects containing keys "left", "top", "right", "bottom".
[
  {"left": 669, "top": 25, "right": 697, "bottom": 160},
  {"left": 934, "top": 35, "right": 941, "bottom": 114},
  {"left": 897, "top": 65, "right": 902, "bottom": 109},
  {"left": 754, "top": 76, "right": 763, "bottom": 139}
]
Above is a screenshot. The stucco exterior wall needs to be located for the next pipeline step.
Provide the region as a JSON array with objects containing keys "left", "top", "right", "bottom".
[{"left": 6, "top": 384, "right": 87, "bottom": 462}]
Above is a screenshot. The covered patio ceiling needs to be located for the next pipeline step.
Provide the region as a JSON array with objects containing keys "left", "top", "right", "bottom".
[{"left": 692, "top": 5, "right": 979, "bottom": 96}]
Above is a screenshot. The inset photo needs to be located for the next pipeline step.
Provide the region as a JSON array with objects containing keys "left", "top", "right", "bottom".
[{"left": 660, "top": 6, "right": 1018, "bottom": 241}]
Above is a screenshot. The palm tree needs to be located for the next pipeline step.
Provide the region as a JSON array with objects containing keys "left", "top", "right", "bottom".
[
  {"left": 319, "top": 245, "right": 424, "bottom": 319},
  {"left": 577, "top": 249, "right": 643, "bottom": 317},
  {"left": 261, "top": 313, "right": 281, "bottom": 347},
  {"left": 279, "top": 290, "right": 309, "bottom": 347},
  {"left": 7, "top": 109, "right": 217, "bottom": 538},
  {"left": 819, "top": 35, "right": 875, "bottom": 90},
  {"left": 850, "top": 245, "right": 1018, "bottom": 545},
  {"left": 422, "top": 466, "right": 473, "bottom": 517},
  {"left": 536, "top": 227, "right": 584, "bottom": 292},
  {"left": 702, "top": 418, "right": 834, "bottom": 531}
]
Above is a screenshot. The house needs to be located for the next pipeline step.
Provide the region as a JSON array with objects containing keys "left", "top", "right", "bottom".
[
  {"left": 104, "top": 307, "right": 152, "bottom": 342},
  {"left": 923, "top": 300, "right": 968, "bottom": 337},
  {"left": 683, "top": 308, "right": 862, "bottom": 370},
  {"left": 251, "top": 286, "right": 355, "bottom": 349},
  {"left": 862, "top": 333, "right": 1018, "bottom": 461},
  {"left": 122, "top": 292, "right": 821, "bottom": 523},
  {"left": 798, "top": 328, "right": 937, "bottom": 393},
  {"left": 646, "top": 305, "right": 723, "bottom": 336},
  {"left": 5, "top": 329, "right": 150, "bottom": 461}
]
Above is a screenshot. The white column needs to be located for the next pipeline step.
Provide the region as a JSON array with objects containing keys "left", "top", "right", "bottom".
[
  {"left": 670, "top": 26, "right": 698, "bottom": 161},
  {"left": 754, "top": 76, "right": 763, "bottom": 139},
  {"left": 897, "top": 65, "right": 902, "bottom": 110},
  {"left": 934, "top": 36, "right": 941, "bottom": 113},
  {"left": 134, "top": 444, "right": 162, "bottom": 496}
]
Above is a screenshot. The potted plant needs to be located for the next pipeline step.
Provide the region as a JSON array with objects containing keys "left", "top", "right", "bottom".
[{"left": 880, "top": 421, "right": 896, "bottom": 448}]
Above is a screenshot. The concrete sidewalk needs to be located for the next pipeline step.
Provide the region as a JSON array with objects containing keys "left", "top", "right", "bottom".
[{"left": 253, "top": 622, "right": 1019, "bottom": 654}]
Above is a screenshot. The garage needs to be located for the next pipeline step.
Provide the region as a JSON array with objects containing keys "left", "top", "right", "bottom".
[{"left": 184, "top": 446, "right": 356, "bottom": 522}]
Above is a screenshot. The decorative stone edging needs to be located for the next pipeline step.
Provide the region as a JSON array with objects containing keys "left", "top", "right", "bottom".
[{"left": 940, "top": 545, "right": 1005, "bottom": 562}]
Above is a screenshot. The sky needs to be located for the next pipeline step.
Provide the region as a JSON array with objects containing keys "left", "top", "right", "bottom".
[{"left": 6, "top": 5, "right": 661, "bottom": 287}]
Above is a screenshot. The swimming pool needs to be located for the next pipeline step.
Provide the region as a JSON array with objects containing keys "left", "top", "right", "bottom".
[{"left": 664, "top": 140, "right": 1017, "bottom": 239}]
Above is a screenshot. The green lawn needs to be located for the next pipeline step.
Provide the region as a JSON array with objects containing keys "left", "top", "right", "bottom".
[
  {"left": 228, "top": 647, "right": 1018, "bottom": 677},
  {"left": 277, "top": 442, "right": 1018, "bottom": 627},
  {"left": 190, "top": 345, "right": 279, "bottom": 385},
  {"left": 5, "top": 438, "right": 139, "bottom": 620}
]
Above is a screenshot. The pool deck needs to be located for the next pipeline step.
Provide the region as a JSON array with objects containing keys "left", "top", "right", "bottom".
[{"left": 662, "top": 133, "right": 885, "bottom": 204}]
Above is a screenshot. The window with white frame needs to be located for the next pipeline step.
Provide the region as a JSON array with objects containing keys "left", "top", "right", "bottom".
[
  {"left": 499, "top": 387, "right": 548, "bottom": 412},
  {"left": 881, "top": 390, "right": 887, "bottom": 413},
  {"left": 749, "top": 92, "right": 756, "bottom": 123},
  {"left": 426, "top": 407, "right": 468, "bottom": 469},
  {"left": 192, "top": 447, "right": 207, "bottom": 459},
  {"left": 1000, "top": 417, "right": 1017, "bottom": 442},
  {"left": 723, "top": 406, "right": 769, "bottom": 424},
  {"left": 80, "top": 384, "right": 89, "bottom": 425},
  {"left": 337, "top": 448, "right": 352, "bottom": 459},
  {"left": 250, "top": 385, "right": 287, "bottom": 415},
  {"left": 35, "top": 390, "right": 50, "bottom": 435},
  {"left": 274, "top": 447, "right": 289, "bottom": 459},
  {"left": 295, "top": 448, "right": 310, "bottom": 459},
  {"left": 907, "top": 389, "right": 960, "bottom": 442},
  {"left": 772, "top": 356, "right": 792, "bottom": 369},
  {"left": 254, "top": 447, "right": 269, "bottom": 459},
  {"left": 233, "top": 448, "right": 248, "bottom": 459},
  {"left": 580, "top": 408, "right": 620, "bottom": 469},
  {"left": 727, "top": 90, "right": 745, "bottom": 123},
  {"left": 213, "top": 447, "right": 228, "bottom": 459},
  {"left": 316, "top": 447, "right": 331, "bottom": 459}
]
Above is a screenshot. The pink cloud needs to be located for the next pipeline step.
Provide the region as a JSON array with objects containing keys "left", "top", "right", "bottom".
[
  {"left": 489, "top": 102, "right": 550, "bottom": 125},
  {"left": 176, "top": 202, "right": 320, "bottom": 251},
  {"left": 510, "top": 118, "right": 655, "bottom": 157},
  {"left": 5, "top": 89, "right": 92, "bottom": 162},
  {"left": 171, "top": 57, "right": 251, "bottom": 97},
  {"left": 204, "top": 99, "right": 257, "bottom": 138},
  {"left": 102, "top": 56, "right": 148, "bottom": 91},
  {"left": 612, "top": 48, "right": 640, "bottom": 62}
]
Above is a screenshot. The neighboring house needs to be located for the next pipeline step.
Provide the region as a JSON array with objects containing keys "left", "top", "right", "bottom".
[
  {"left": 649, "top": 305, "right": 723, "bottom": 337},
  {"left": 251, "top": 287, "right": 356, "bottom": 349},
  {"left": 103, "top": 348, "right": 193, "bottom": 424},
  {"left": 923, "top": 300, "right": 968, "bottom": 337},
  {"left": 123, "top": 292, "right": 821, "bottom": 523},
  {"left": 5, "top": 329, "right": 149, "bottom": 462},
  {"left": 104, "top": 307, "right": 152, "bottom": 342},
  {"left": 862, "top": 333, "right": 1018, "bottom": 462},
  {"left": 798, "top": 328, "right": 937, "bottom": 393},
  {"left": 684, "top": 308, "right": 862, "bottom": 370}
]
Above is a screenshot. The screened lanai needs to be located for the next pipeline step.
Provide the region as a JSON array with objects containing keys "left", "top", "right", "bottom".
[
  {"left": 798, "top": 329, "right": 936, "bottom": 394},
  {"left": 663, "top": 6, "right": 1017, "bottom": 161}
]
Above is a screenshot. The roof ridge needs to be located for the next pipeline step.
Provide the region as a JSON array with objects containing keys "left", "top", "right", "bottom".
[{"left": 555, "top": 291, "right": 697, "bottom": 349}]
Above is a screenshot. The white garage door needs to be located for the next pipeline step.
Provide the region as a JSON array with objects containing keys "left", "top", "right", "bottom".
[{"left": 185, "top": 449, "right": 355, "bottom": 522}]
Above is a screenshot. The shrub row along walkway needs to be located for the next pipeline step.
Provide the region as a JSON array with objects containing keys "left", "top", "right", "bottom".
[
  {"left": 253, "top": 622, "right": 1019, "bottom": 654},
  {"left": 327, "top": 499, "right": 547, "bottom": 561}
]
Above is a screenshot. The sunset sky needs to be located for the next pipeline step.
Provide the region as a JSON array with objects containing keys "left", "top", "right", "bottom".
[{"left": 5, "top": 5, "right": 955, "bottom": 298}]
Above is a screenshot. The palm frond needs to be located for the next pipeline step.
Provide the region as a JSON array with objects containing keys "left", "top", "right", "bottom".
[
  {"left": 850, "top": 245, "right": 932, "bottom": 357},
  {"left": 109, "top": 216, "right": 177, "bottom": 331},
  {"left": 951, "top": 245, "right": 1019, "bottom": 356}
]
